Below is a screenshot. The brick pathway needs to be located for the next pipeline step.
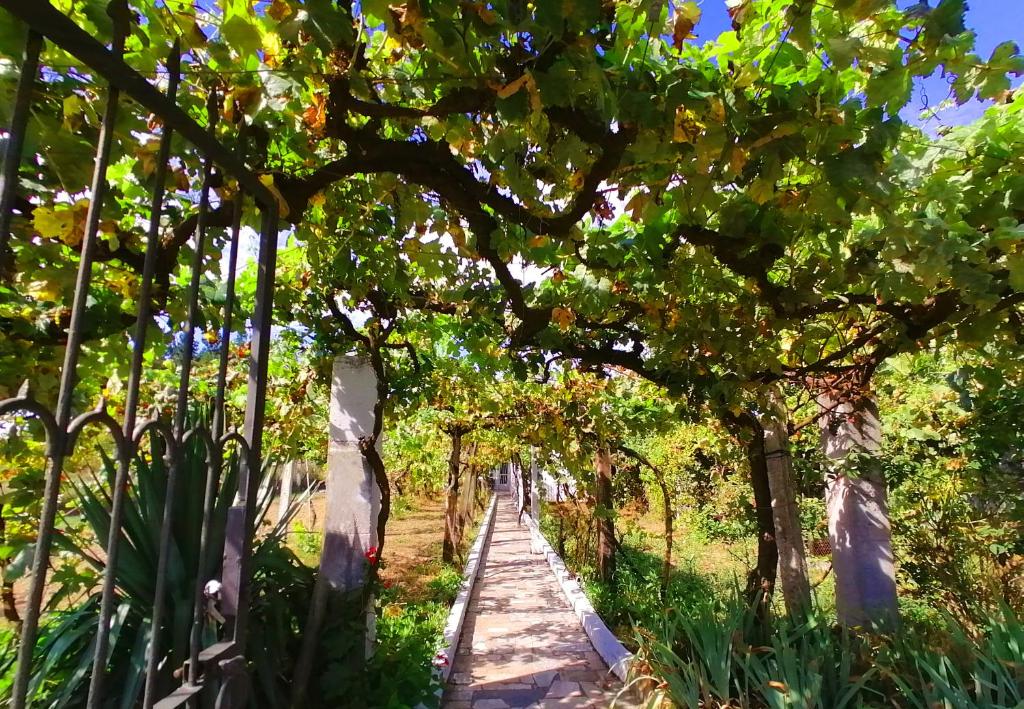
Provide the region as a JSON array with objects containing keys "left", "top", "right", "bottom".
[{"left": 443, "top": 498, "right": 625, "bottom": 708}]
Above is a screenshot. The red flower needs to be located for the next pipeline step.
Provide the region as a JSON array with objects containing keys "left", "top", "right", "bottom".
[
  {"left": 365, "top": 546, "right": 379, "bottom": 565},
  {"left": 382, "top": 580, "right": 392, "bottom": 589}
]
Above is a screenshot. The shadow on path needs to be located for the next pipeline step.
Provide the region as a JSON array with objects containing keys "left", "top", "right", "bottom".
[{"left": 442, "top": 498, "right": 628, "bottom": 709}]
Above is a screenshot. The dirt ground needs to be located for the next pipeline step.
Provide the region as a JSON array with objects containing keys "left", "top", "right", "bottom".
[
  {"left": 283, "top": 492, "right": 485, "bottom": 600},
  {"left": 378, "top": 496, "right": 448, "bottom": 599}
]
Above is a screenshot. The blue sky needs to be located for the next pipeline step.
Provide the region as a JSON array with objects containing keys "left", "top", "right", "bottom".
[{"left": 691, "top": 0, "right": 1024, "bottom": 128}]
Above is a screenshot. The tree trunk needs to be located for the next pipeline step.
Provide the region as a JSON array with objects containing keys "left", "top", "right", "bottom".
[
  {"left": 761, "top": 407, "right": 811, "bottom": 618},
  {"left": 458, "top": 443, "right": 478, "bottom": 538},
  {"left": 655, "top": 474, "right": 674, "bottom": 597},
  {"left": 0, "top": 505, "right": 20, "bottom": 629},
  {"left": 594, "top": 446, "right": 616, "bottom": 584},
  {"left": 740, "top": 414, "right": 779, "bottom": 609},
  {"left": 818, "top": 392, "right": 898, "bottom": 628},
  {"left": 442, "top": 428, "right": 462, "bottom": 564}
]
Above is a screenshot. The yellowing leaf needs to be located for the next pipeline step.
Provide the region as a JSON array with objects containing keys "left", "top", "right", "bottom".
[
  {"left": 135, "top": 142, "right": 160, "bottom": 178},
  {"left": 708, "top": 95, "right": 726, "bottom": 123},
  {"left": 267, "top": 0, "right": 294, "bottom": 21},
  {"left": 62, "top": 95, "right": 85, "bottom": 132},
  {"left": 302, "top": 93, "right": 327, "bottom": 132},
  {"left": 528, "top": 234, "right": 550, "bottom": 248},
  {"left": 625, "top": 191, "right": 650, "bottom": 221},
  {"left": 673, "top": 107, "right": 705, "bottom": 143},
  {"left": 672, "top": 2, "right": 701, "bottom": 49},
  {"left": 748, "top": 177, "right": 774, "bottom": 204},
  {"left": 27, "top": 279, "right": 62, "bottom": 302},
  {"left": 728, "top": 146, "right": 748, "bottom": 176},
  {"left": 551, "top": 306, "right": 575, "bottom": 330},
  {"left": 33, "top": 200, "right": 89, "bottom": 246},
  {"left": 494, "top": 74, "right": 530, "bottom": 99}
]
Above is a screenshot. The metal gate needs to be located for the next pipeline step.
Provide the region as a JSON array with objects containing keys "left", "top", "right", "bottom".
[{"left": 0, "top": 1, "right": 280, "bottom": 706}]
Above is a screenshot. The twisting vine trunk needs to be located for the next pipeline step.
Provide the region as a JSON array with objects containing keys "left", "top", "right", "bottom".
[
  {"left": 362, "top": 340, "right": 391, "bottom": 559},
  {"left": 618, "top": 445, "right": 674, "bottom": 597},
  {"left": 458, "top": 442, "right": 478, "bottom": 539},
  {"left": 817, "top": 390, "right": 898, "bottom": 628},
  {"left": 728, "top": 412, "right": 779, "bottom": 614},
  {"left": 594, "top": 446, "right": 616, "bottom": 584},
  {"left": 442, "top": 426, "right": 463, "bottom": 564}
]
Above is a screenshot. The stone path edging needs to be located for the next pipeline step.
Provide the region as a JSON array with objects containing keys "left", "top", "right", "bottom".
[
  {"left": 435, "top": 494, "right": 499, "bottom": 683},
  {"left": 522, "top": 516, "right": 633, "bottom": 681}
]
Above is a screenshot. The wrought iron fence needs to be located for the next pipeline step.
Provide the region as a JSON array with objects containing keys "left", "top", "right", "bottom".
[{"left": 0, "top": 1, "right": 281, "bottom": 706}]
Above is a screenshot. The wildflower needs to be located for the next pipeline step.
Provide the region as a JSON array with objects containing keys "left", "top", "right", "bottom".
[
  {"left": 431, "top": 651, "right": 449, "bottom": 667},
  {"left": 365, "top": 546, "right": 379, "bottom": 565}
]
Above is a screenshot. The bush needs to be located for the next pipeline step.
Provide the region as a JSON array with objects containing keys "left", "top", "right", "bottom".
[
  {"left": 425, "top": 565, "right": 463, "bottom": 605},
  {"left": 292, "top": 519, "right": 323, "bottom": 558}
]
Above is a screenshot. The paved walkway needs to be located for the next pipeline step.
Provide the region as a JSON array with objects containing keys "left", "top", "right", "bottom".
[{"left": 442, "top": 498, "right": 625, "bottom": 708}]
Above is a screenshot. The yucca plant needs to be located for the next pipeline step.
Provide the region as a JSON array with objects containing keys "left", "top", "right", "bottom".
[
  {"left": 636, "top": 595, "right": 1024, "bottom": 709},
  {"left": 9, "top": 422, "right": 313, "bottom": 709},
  {"left": 739, "top": 613, "right": 881, "bottom": 709},
  {"left": 887, "top": 608, "right": 1024, "bottom": 709}
]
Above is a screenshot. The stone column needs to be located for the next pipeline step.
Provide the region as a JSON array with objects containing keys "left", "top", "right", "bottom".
[
  {"left": 529, "top": 450, "right": 542, "bottom": 553},
  {"left": 322, "top": 355, "right": 381, "bottom": 590},
  {"left": 818, "top": 393, "right": 898, "bottom": 628},
  {"left": 276, "top": 460, "right": 295, "bottom": 527},
  {"left": 530, "top": 450, "right": 540, "bottom": 523},
  {"left": 292, "top": 356, "right": 380, "bottom": 703}
]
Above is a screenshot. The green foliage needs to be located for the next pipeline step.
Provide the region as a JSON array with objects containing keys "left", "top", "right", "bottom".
[
  {"left": 425, "top": 565, "right": 463, "bottom": 606},
  {"left": 635, "top": 595, "right": 1024, "bottom": 709},
  {"left": 870, "top": 352, "right": 1024, "bottom": 623},
  {"left": 291, "top": 519, "right": 322, "bottom": 560},
  {"left": 313, "top": 587, "right": 447, "bottom": 708},
  {"left": 1, "top": 421, "right": 311, "bottom": 708}
]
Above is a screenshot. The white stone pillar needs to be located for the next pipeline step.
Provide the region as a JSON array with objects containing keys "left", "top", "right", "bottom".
[
  {"left": 818, "top": 393, "right": 898, "bottom": 628},
  {"left": 529, "top": 450, "right": 542, "bottom": 553},
  {"left": 530, "top": 450, "right": 540, "bottom": 523},
  {"left": 276, "top": 460, "right": 295, "bottom": 526},
  {"left": 322, "top": 355, "right": 381, "bottom": 591}
]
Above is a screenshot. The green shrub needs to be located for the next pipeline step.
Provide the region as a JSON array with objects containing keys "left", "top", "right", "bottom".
[
  {"left": 425, "top": 565, "right": 463, "bottom": 605},
  {"left": 292, "top": 519, "right": 323, "bottom": 558}
]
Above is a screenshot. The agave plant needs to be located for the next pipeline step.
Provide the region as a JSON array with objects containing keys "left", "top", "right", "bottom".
[{"left": 10, "top": 426, "right": 314, "bottom": 709}]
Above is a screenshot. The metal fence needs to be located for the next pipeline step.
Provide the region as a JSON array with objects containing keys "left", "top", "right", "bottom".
[{"left": 0, "top": 1, "right": 280, "bottom": 706}]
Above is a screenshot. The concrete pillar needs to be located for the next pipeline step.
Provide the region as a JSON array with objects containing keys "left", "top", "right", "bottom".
[
  {"left": 322, "top": 355, "right": 380, "bottom": 591},
  {"left": 529, "top": 450, "right": 542, "bottom": 553},
  {"left": 818, "top": 393, "right": 898, "bottom": 628},
  {"left": 530, "top": 450, "right": 540, "bottom": 523},
  {"left": 276, "top": 460, "right": 295, "bottom": 526}
]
